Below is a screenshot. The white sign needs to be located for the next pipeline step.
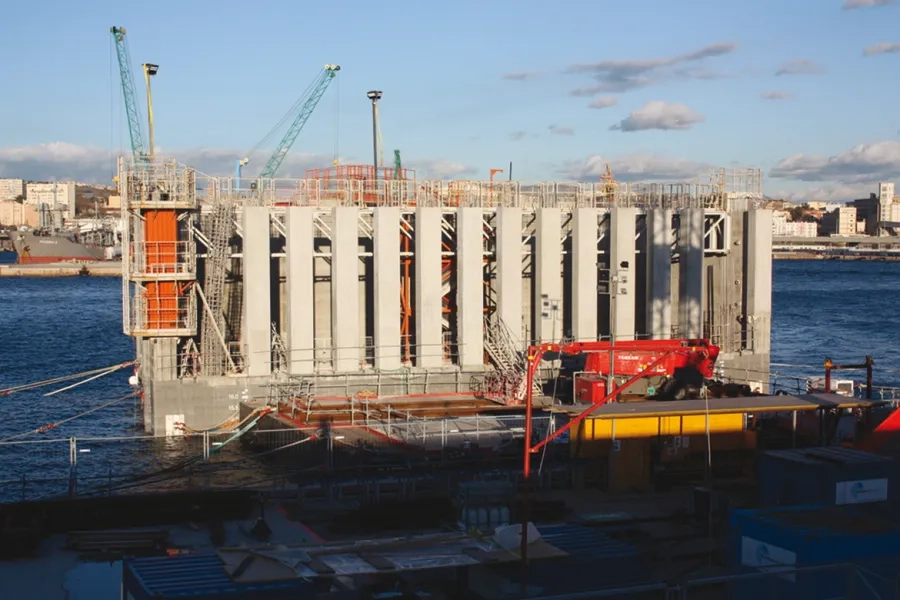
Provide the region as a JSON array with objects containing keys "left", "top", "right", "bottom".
[
  {"left": 835, "top": 478, "right": 889, "bottom": 505},
  {"left": 741, "top": 536, "right": 797, "bottom": 583},
  {"left": 164, "top": 413, "right": 185, "bottom": 437}
]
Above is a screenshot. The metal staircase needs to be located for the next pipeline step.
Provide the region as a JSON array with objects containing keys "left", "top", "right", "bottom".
[
  {"left": 483, "top": 314, "right": 542, "bottom": 402},
  {"left": 200, "top": 201, "right": 234, "bottom": 375}
]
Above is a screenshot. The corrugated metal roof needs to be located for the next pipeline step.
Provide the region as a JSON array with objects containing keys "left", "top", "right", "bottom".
[
  {"left": 123, "top": 553, "right": 313, "bottom": 600},
  {"left": 762, "top": 446, "right": 893, "bottom": 465},
  {"left": 537, "top": 524, "right": 638, "bottom": 559}
]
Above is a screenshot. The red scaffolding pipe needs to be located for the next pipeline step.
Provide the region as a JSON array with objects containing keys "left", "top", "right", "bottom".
[{"left": 519, "top": 342, "right": 684, "bottom": 596}]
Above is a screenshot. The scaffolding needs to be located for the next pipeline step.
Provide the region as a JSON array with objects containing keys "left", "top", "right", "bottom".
[
  {"left": 159, "top": 163, "right": 762, "bottom": 211},
  {"left": 120, "top": 158, "right": 199, "bottom": 338}
]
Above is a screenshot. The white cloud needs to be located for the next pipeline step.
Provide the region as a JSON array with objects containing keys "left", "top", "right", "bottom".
[
  {"left": 0, "top": 142, "right": 476, "bottom": 183},
  {"left": 565, "top": 42, "right": 736, "bottom": 95},
  {"left": 508, "top": 131, "right": 528, "bottom": 142},
  {"left": 548, "top": 125, "right": 575, "bottom": 136},
  {"left": 863, "top": 42, "right": 900, "bottom": 56},
  {"left": 761, "top": 90, "right": 792, "bottom": 100},
  {"left": 775, "top": 59, "right": 825, "bottom": 76},
  {"left": 770, "top": 183, "right": 872, "bottom": 204},
  {"left": 610, "top": 101, "right": 704, "bottom": 132},
  {"left": 769, "top": 141, "right": 900, "bottom": 183},
  {"left": 404, "top": 159, "right": 478, "bottom": 179},
  {"left": 843, "top": 0, "right": 897, "bottom": 9},
  {"left": 588, "top": 97, "right": 618, "bottom": 109},
  {"left": 500, "top": 71, "right": 542, "bottom": 81},
  {"left": 560, "top": 154, "right": 712, "bottom": 181}
]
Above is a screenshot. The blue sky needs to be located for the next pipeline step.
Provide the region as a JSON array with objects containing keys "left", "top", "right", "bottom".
[{"left": 0, "top": 0, "right": 898, "bottom": 201}]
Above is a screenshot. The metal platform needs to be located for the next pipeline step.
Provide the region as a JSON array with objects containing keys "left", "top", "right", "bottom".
[{"left": 556, "top": 393, "right": 877, "bottom": 420}]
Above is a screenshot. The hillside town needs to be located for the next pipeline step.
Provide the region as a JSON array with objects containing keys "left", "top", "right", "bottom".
[
  {"left": 0, "top": 177, "right": 117, "bottom": 229},
  {"left": 764, "top": 182, "right": 898, "bottom": 238}
]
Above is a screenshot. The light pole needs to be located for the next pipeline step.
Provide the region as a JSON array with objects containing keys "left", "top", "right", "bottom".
[
  {"left": 142, "top": 63, "right": 159, "bottom": 158},
  {"left": 366, "top": 91, "right": 382, "bottom": 179}
]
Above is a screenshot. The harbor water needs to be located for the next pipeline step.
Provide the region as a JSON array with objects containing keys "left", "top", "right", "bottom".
[{"left": 1, "top": 252, "right": 900, "bottom": 500}]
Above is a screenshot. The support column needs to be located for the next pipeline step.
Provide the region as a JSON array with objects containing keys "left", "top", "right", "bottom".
[
  {"left": 496, "top": 207, "right": 523, "bottom": 347},
  {"left": 331, "top": 206, "right": 360, "bottom": 372},
  {"left": 533, "top": 208, "right": 562, "bottom": 343},
  {"left": 744, "top": 210, "right": 773, "bottom": 354},
  {"left": 286, "top": 207, "right": 315, "bottom": 375},
  {"left": 415, "top": 207, "right": 443, "bottom": 367},
  {"left": 242, "top": 206, "right": 271, "bottom": 376},
  {"left": 678, "top": 208, "right": 704, "bottom": 338},
  {"left": 374, "top": 207, "right": 402, "bottom": 370},
  {"left": 572, "top": 208, "right": 599, "bottom": 341},
  {"left": 457, "top": 207, "right": 484, "bottom": 368},
  {"left": 609, "top": 207, "right": 637, "bottom": 342},
  {"left": 645, "top": 209, "right": 673, "bottom": 339}
]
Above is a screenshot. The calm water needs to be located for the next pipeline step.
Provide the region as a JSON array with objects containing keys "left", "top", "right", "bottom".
[{"left": 1, "top": 252, "right": 898, "bottom": 496}]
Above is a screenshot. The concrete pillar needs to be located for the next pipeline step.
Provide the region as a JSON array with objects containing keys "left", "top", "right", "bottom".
[
  {"left": 678, "top": 208, "right": 704, "bottom": 338},
  {"left": 533, "top": 208, "right": 562, "bottom": 343},
  {"left": 242, "top": 206, "right": 272, "bottom": 376},
  {"left": 496, "top": 207, "right": 523, "bottom": 347},
  {"left": 609, "top": 207, "right": 637, "bottom": 342},
  {"left": 572, "top": 208, "right": 599, "bottom": 341},
  {"left": 331, "top": 206, "right": 360, "bottom": 372},
  {"left": 373, "top": 207, "right": 402, "bottom": 370},
  {"left": 415, "top": 207, "right": 443, "bottom": 367},
  {"left": 286, "top": 207, "right": 315, "bottom": 375},
  {"left": 744, "top": 210, "right": 773, "bottom": 353},
  {"left": 645, "top": 209, "right": 673, "bottom": 339},
  {"left": 457, "top": 207, "right": 484, "bottom": 368}
]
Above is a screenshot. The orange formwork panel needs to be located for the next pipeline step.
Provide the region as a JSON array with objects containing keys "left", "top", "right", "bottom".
[{"left": 143, "top": 210, "right": 181, "bottom": 330}]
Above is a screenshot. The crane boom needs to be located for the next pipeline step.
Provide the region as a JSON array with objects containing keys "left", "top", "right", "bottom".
[
  {"left": 258, "top": 65, "right": 340, "bottom": 179},
  {"left": 110, "top": 26, "right": 147, "bottom": 158}
]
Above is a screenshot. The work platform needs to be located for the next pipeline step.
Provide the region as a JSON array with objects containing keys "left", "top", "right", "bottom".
[{"left": 559, "top": 392, "right": 877, "bottom": 419}]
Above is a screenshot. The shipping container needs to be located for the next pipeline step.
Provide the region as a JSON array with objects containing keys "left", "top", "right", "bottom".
[
  {"left": 727, "top": 504, "right": 900, "bottom": 600},
  {"left": 756, "top": 446, "right": 896, "bottom": 508}
]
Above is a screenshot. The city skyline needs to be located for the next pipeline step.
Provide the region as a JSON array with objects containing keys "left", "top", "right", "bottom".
[{"left": 0, "top": 0, "right": 898, "bottom": 202}]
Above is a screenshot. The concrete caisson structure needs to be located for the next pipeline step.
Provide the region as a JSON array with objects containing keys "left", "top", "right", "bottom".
[{"left": 119, "top": 159, "right": 772, "bottom": 435}]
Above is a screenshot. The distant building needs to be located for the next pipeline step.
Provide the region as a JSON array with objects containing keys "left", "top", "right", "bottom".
[
  {"left": 793, "top": 221, "right": 818, "bottom": 237},
  {"left": 24, "top": 182, "right": 76, "bottom": 221},
  {"left": 772, "top": 211, "right": 818, "bottom": 237},
  {"left": 822, "top": 205, "right": 857, "bottom": 236},
  {"left": 0, "top": 178, "right": 24, "bottom": 201},
  {"left": 852, "top": 182, "right": 898, "bottom": 234},
  {"left": 0, "top": 200, "right": 39, "bottom": 227}
]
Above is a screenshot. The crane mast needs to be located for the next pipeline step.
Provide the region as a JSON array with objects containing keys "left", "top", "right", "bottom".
[
  {"left": 256, "top": 65, "right": 340, "bottom": 180},
  {"left": 110, "top": 26, "right": 147, "bottom": 158}
]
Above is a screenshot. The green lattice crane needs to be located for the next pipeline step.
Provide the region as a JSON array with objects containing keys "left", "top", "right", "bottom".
[
  {"left": 239, "top": 65, "right": 340, "bottom": 183},
  {"left": 110, "top": 26, "right": 147, "bottom": 159}
]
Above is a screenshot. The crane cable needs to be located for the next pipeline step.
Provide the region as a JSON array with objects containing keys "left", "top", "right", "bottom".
[
  {"left": 0, "top": 392, "right": 140, "bottom": 443},
  {"left": 243, "top": 68, "right": 325, "bottom": 163},
  {"left": 0, "top": 361, "right": 136, "bottom": 397}
]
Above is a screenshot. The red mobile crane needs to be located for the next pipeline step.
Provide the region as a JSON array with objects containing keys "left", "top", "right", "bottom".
[
  {"left": 518, "top": 339, "right": 718, "bottom": 587},
  {"left": 550, "top": 338, "right": 721, "bottom": 404}
]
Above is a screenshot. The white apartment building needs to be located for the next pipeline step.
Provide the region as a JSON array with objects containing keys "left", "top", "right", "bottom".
[
  {"left": 879, "top": 182, "right": 896, "bottom": 223},
  {"left": 0, "top": 178, "right": 24, "bottom": 201},
  {"left": 824, "top": 205, "right": 857, "bottom": 236},
  {"left": 25, "top": 181, "right": 76, "bottom": 220},
  {"left": 772, "top": 211, "right": 818, "bottom": 237}
]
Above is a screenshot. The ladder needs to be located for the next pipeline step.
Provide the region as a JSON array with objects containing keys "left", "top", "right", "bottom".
[
  {"left": 200, "top": 201, "right": 234, "bottom": 375},
  {"left": 483, "top": 314, "right": 542, "bottom": 400}
]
